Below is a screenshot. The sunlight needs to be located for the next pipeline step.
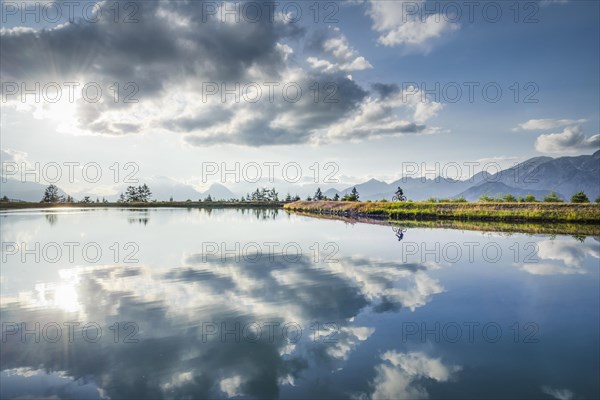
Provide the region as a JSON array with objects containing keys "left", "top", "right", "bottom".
[{"left": 53, "top": 283, "right": 80, "bottom": 313}]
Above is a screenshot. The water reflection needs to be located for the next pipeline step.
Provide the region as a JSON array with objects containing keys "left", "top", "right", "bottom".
[
  {"left": 1, "top": 254, "right": 444, "bottom": 399},
  {"left": 392, "top": 226, "right": 407, "bottom": 241},
  {"left": 45, "top": 213, "right": 58, "bottom": 226},
  {"left": 0, "top": 209, "right": 598, "bottom": 399}
]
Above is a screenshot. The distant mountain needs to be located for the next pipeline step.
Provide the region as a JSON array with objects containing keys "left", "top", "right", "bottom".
[
  {"left": 325, "top": 179, "right": 390, "bottom": 199},
  {"left": 327, "top": 177, "right": 475, "bottom": 201},
  {"left": 2, "top": 152, "right": 597, "bottom": 203},
  {"left": 454, "top": 182, "right": 556, "bottom": 202},
  {"left": 482, "top": 151, "right": 600, "bottom": 200},
  {"left": 0, "top": 178, "right": 69, "bottom": 202},
  {"left": 202, "top": 183, "right": 237, "bottom": 200},
  {"left": 111, "top": 178, "right": 238, "bottom": 201},
  {"left": 317, "top": 152, "right": 599, "bottom": 201},
  {"left": 137, "top": 176, "right": 203, "bottom": 201}
]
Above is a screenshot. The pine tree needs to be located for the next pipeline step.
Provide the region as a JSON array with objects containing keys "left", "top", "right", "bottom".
[{"left": 314, "top": 187, "right": 323, "bottom": 201}]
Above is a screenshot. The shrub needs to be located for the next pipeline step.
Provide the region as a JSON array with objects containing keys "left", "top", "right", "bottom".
[
  {"left": 543, "top": 192, "right": 563, "bottom": 203},
  {"left": 503, "top": 194, "right": 517, "bottom": 202},
  {"left": 571, "top": 191, "right": 590, "bottom": 203},
  {"left": 524, "top": 194, "right": 537, "bottom": 202}
]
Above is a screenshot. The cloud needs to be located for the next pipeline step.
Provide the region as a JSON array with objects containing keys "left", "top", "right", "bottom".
[
  {"left": 367, "top": 351, "right": 460, "bottom": 400},
  {"left": 305, "top": 27, "right": 373, "bottom": 73},
  {"left": 516, "top": 238, "right": 599, "bottom": 275},
  {"left": 1, "top": 148, "right": 29, "bottom": 176},
  {"left": 366, "top": 0, "right": 459, "bottom": 50},
  {"left": 539, "top": 0, "right": 570, "bottom": 7},
  {"left": 534, "top": 125, "right": 600, "bottom": 154},
  {"left": 514, "top": 118, "right": 588, "bottom": 131},
  {"left": 323, "top": 84, "right": 444, "bottom": 141},
  {"left": 541, "top": 386, "right": 574, "bottom": 400},
  {"left": 1, "top": 2, "right": 440, "bottom": 146},
  {"left": 1, "top": 253, "right": 447, "bottom": 399}
]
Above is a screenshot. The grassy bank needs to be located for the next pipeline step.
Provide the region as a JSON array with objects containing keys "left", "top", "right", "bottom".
[
  {"left": 0, "top": 201, "right": 285, "bottom": 210},
  {"left": 284, "top": 201, "right": 600, "bottom": 224}
]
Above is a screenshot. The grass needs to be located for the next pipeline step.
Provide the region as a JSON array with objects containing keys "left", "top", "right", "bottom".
[{"left": 284, "top": 201, "right": 600, "bottom": 224}]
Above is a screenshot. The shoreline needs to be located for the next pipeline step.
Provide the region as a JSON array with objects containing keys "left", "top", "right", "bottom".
[
  {"left": 0, "top": 201, "right": 285, "bottom": 210},
  {"left": 288, "top": 210, "right": 600, "bottom": 237},
  {"left": 283, "top": 201, "right": 600, "bottom": 224}
]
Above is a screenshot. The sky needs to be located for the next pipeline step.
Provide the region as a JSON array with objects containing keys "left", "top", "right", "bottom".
[{"left": 1, "top": 0, "right": 599, "bottom": 197}]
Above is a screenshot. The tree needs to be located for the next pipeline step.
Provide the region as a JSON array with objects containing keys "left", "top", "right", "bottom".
[
  {"left": 205, "top": 194, "right": 213, "bottom": 202},
  {"left": 596, "top": 196, "right": 600, "bottom": 203},
  {"left": 342, "top": 188, "right": 359, "bottom": 202},
  {"left": 285, "top": 193, "right": 292, "bottom": 202},
  {"left": 479, "top": 195, "right": 493, "bottom": 202},
  {"left": 125, "top": 186, "right": 138, "bottom": 202},
  {"left": 571, "top": 191, "right": 590, "bottom": 203},
  {"left": 0, "top": 195, "right": 9, "bottom": 202},
  {"left": 139, "top": 184, "right": 152, "bottom": 202},
  {"left": 81, "top": 196, "right": 92, "bottom": 204},
  {"left": 41, "top": 185, "right": 63, "bottom": 203},
  {"left": 503, "top": 194, "right": 517, "bottom": 202},
  {"left": 333, "top": 193, "right": 340, "bottom": 201},
  {"left": 524, "top": 194, "right": 537, "bottom": 202},
  {"left": 269, "top": 188, "right": 279, "bottom": 202},
  {"left": 169, "top": 196, "right": 173, "bottom": 202},
  {"left": 543, "top": 192, "right": 563, "bottom": 203},
  {"left": 314, "top": 187, "right": 324, "bottom": 201}
]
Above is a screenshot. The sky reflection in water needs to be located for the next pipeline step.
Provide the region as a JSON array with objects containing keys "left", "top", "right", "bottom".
[{"left": 1, "top": 208, "right": 598, "bottom": 399}]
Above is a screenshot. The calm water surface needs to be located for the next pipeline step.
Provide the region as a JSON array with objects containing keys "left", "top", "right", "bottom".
[{"left": 1, "top": 208, "right": 598, "bottom": 399}]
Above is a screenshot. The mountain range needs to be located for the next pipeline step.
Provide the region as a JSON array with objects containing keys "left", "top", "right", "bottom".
[{"left": 2, "top": 152, "right": 598, "bottom": 202}]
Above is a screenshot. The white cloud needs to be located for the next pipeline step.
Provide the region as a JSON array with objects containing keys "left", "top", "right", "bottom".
[
  {"left": 307, "top": 30, "right": 373, "bottom": 73},
  {"left": 514, "top": 118, "right": 587, "bottom": 131},
  {"left": 534, "top": 125, "right": 599, "bottom": 154},
  {"left": 219, "top": 375, "right": 244, "bottom": 398},
  {"left": 541, "top": 386, "right": 574, "bottom": 400},
  {"left": 1, "top": 148, "right": 29, "bottom": 176},
  {"left": 324, "top": 86, "right": 444, "bottom": 141},
  {"left": 516, "top": 239, "right": 599, "bottom": 275},
  {"left": 367, "top": 1, "right": 459, "bottom": 50},
  {"left": 368, "top": 351, "right": 460, "bottom": 400},
  {"left": 539, "top": 0, "right": 570, "bottom": 7}
]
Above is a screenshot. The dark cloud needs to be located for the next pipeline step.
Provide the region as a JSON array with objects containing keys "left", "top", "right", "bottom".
[
  {"left": 371, "top": 82, "right": 400, "bottom": 99},
  {"left": 1, "top": 1, "right": 436, "bottom": 144}
]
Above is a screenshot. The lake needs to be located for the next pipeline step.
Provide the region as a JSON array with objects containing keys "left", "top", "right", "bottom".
[{"left": 1, "top": 208, "right": 598, "bottom": 399}]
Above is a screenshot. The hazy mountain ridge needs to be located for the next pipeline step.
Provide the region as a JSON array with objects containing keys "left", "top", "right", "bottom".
[
  {"left": 318, "top": 152, "right": 599, "bottom": 201},
  {"left": 1, "top": 152, "right": 598, "bottom": 202},
  {"left": 454, "top": 182, "right": 557, "bottom": 202}
]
